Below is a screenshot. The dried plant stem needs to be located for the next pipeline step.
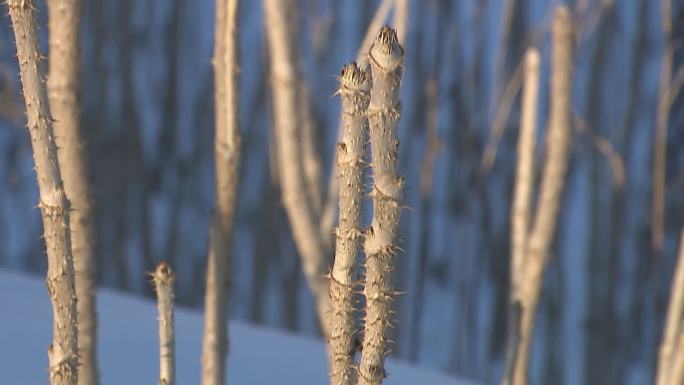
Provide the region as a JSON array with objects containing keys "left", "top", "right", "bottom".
[
  {"left": 511, "top": 48, "right": 540, "bottom": 303},
  {"left": 652, "top": 0, "right": 673, "bottom": 254},
  {"left": 264, "top": 0, "right": 331, "bottom": 336},
  {"left": 320, "top": 0, "right": 397, "bottom": 246},
  {"left": 154, "top": 263, "right": 177, "bottom": 385},
  {"left": 504, "top": 48, "right": 539, "bottom": 385},
  {"left": 656, "top": 230, "right": 684, "bottom": 385},
  {"left": 45, "top": 1, "right": 99, "bottom": 384},
  {"left": 329, "top": 63, "right": 370, "bottom": 385},
  {"left": 202, "top": 1, "right": 241, "bottom": 385},
  {"left": 358, "top": 27, "right": 404, "bottom": 385},
  {"left": 512, "top": 7, "right": 573, "bottom": 385},
  {"left": 7, "top": 1, "right": 78, "bottom": 384}
]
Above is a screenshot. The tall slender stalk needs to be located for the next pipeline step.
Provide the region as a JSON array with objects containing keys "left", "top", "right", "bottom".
[
  {"left": 329, "top": 63, "right": 370, "bottom": 385},
  {"left": 7, "top": 1, "right": 78, "bottom": 384},
  {"left": 504, "top": 48, "right": 539, "bottom": 385},
  {"left": 45, "top": 1, "right": 99, "bottom": 384},
  {"left": 652, "top": 0, "right": 673, "bottom": 254},
  {"left": 202, "top": 1, "right": 241, "bottom": 384},
  {"left": 358, "top": 27, "right": 404, "bottom": 385},
  {"left": 154, "top": 262, "right": 177, "bottom": 385},
  {"left": 656, "top": 230, "right": 684, "bottom": 385},
  {"left": 511, "top": 7, "right": 573, "bottom": 385},
  {"left": 320, "top": 0, "right": 397, "bottom": 248},
  {"left": 263, "top": 0, "right": 331, "bottom": 336},
  {"left": 511, "top": 48, "right": 540, "bottom": 304}
]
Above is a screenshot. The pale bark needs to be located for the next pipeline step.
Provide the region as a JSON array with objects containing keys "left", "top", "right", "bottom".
[
  {"left": 202, "top": 1, "right": 241, "bottom": 385},
  {"left": 263, "top": 0, "right": 331, "bottom": 337},
  {"left": 393, "top": 0, "right": 408, "bottom": 45},
  {"left": 8, "top": 1, "right": 78, "bottom": 384},
  {"left": 46, "top": 1, "right": 99, "bottom": 384},
  {"left": 656, "top": 230, "right": 684, "bottom": 385},
  {"left": 329, "top": 63, "right": 370, "bottom": 385},
  {"left": 512, "top": 7, "right": 573, "bottom": 385},
  {"left": 510, "top": 48, "right": 539, "bottom": 302},
  {"left": 356, "top": 0, "right": 394, "bottom": 68},
  {"left": 154, "top": 263, "right": 177, "bottom": 385},
  {"left": 505, "top": 48, "right": 539, "bottom": 385},
  {"left": 359, "top": 27, "right": 404, "bottom": 385}
]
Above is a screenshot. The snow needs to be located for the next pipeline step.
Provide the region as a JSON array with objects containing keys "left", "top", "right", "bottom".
[{"left": 0, "top": 270, "right": 479, "bottom": 385}]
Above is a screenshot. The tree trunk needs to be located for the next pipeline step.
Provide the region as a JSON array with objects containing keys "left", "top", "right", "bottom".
[
  {"left": 511, "top": 7, "right": 573, "bottom": 385},
  {"left": 506, "top": 48, "right": 539, "bottom": 385},
  {"left": 329, "top": 63, "right": 370, "bottom": 385},
  {"left": 7, "top": 1, "right": 79, "bottom": 384},
  {"left": 358, "top": 27, "right": 405, "bottom": 385},
  {"left": 263, "top": 0, "right": 331, "bottom": 337},
  {"left": 46, "top": 0, "right": 99, "bottom": 384},
  {"left": 202, "top": 1, "right": 241, "bottom": 385},
  {"left": 656, "top": 230, "right": 684, "bottom": 385}
]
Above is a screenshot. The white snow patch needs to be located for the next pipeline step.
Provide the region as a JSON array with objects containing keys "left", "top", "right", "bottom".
[{"left": 0, "top": 270, "right": 480, "bottom": 385}]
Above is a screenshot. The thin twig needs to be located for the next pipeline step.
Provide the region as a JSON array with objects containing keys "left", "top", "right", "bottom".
[{"left": 573, "top": 114, "right": 626, "bottom": 188}]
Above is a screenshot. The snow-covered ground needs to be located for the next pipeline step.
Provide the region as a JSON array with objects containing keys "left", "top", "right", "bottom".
[{"left": 0, "top": 270, "right": 479, "bottom": 385}]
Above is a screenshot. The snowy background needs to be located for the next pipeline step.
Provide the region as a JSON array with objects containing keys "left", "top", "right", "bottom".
[
  {"left": 0, "top": 271, "right": 479, "bottom": 385},
  {"left": 1, "top": 1, "right": 683, "bottom": 384}
]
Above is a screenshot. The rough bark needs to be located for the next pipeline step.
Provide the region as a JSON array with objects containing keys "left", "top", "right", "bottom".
[
  {"left": 154, "top": 263, "right": 176, "bottom": 385},
  {"left": 358, "top": 27, "right": 404, "bottom": 385},
  {"left": 319, "top": 0, "right": 397, "bottom": 249},
  {"left": 356, "top": 0, "right": 394, "bottom": 69},
  {"left": 329, "top": 63, "right": 370, "bottom": 385},
  {"left": 7, "top": 1, "right": 79, "bottom": 384},
  {"left": 512, "top": 7, "right": 573, "bottom": 385},
  {"left": 656, "top": 230, "right": 684, "bottom": 385},
  {"left": 45, "top": 1, "right": 99, "bottom": 384},
  {"left": 202, "top": 1, "right": 241, "bottom": 385},
  {"left": 263, "top": 0, "right": 331, "bottom": 337}
]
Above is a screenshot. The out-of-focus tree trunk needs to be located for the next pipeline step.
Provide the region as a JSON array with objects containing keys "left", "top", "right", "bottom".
[
  {"left": 46, "top": 0, "right": 99, "bottom": 384},
  {"left": 656, "top": 230, "right": 684, "bottom": 385},
  {"left": 503, "top": 48, "right": 539, "bottom": 385},
  {"left": 610, "top": 1, "right": 649, "bottom": 381},
  {"left": 511, "top": 7, "right": 573, "bottom": 385},
  {"left": 584, "top": 3, "right": 618, "bottom": 385},
  {"left": 263, "top": 0, "right": 331, "bottom": 337},
  {"left": 652, "top": 0, "right": 673, "bottom": 255}
]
